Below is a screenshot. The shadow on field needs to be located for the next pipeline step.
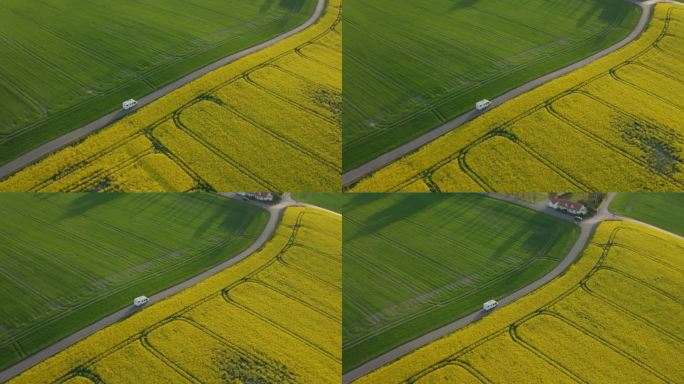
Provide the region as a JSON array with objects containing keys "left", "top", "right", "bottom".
[
  {"left": 344, "top": 194, "right": 444, "bottom": 242},
  {"left": 343, "top": 193, "right": 388, "bottom": 216},
  {"left": 279, "top": 0, "right": 307, "bottom": 12},
  {"left": 56, "top": 193, "right": 123, "bottom": 222},
  {"left": 450, "top": 0, "right": 480, "bottom": 11},
  {"left": 260, "top": 0, "right": 275, "bottom": 13},
  {"left": 489, "top": 221, "right": 537, "bottom": 263},
  {"left": 260, "top": 0, "right": 307, "bottom": 13},
  {"left": 192, "top": 199, "right": 256, "bottom": 239},
  {"left": 573, "top": 0, "right": 634, "bottom": 27},
  {"left": 448, "top": 0, "right": 633, "bottom": 32}
]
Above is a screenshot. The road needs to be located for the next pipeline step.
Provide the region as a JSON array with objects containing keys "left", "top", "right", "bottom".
[
  {"left": 0, "top": 192, "right": 330, "bottom": 383},
  {"left": 0, "top": 0, "right": 327, "bottom": 180},
  {"left": 343, "top": 192, "right": 684, "bottom": 383},
  {"left": 342, "top": 0, "right": 666, "bottom": 187}
]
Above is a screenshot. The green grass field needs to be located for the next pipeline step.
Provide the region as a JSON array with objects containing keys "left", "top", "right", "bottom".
[
  {"left": 0, "top": 193, "right": 267, "bottom": 370},
  {"left": 0, "top": 0, "right": 316, "bottom": 165},
  {"left": 293, "top": 192, "right": 346, "bottom": 212},
  {"left": 342, "top": 193, "right": 579, "bottom": 371},
  {"left": 610, "top": 193, "right": 684, "bottom": 236},
  {"left": 500, "top": 193, "right": 549, "bottom": 204},
  {"left": 342, "top": 0, "right": 641, "bottom": 170}
]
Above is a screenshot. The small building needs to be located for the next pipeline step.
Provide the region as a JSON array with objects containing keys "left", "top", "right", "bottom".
[
  {"left": 133, "top": 296, "right": 149, "bottom": 307},
  {"left": 483, "top": 300, "right": 498, "bottom": 311},
  {"left": 548, "top": 197, "right": 588, "bottom": 216},
  {"left": 476, "top": 99, "right": 492, "bottom": 111}
]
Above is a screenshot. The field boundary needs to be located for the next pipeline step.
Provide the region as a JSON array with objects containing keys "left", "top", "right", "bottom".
[
  {"left": 343, "top": 192, "right": 684, "bottom": 382},
  {"left": 343, "top": 0, "right": 671, "bottom": 187},
  {"left": 0, "top": 0, "right": 328, "bottom": 180},
  {"left": 342, "top": 208, "right": 568, "bottom": 350},
  {"left": 0, "top": 193, "right": 338, "bottom": 383}
]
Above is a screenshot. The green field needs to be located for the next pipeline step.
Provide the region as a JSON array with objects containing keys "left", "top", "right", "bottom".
[
  {"left": 0, "top": 0, "right": 316, "bottom": 164},
  {"left": 500, "top": 193, "right": 549, "bottom": 204},
  {"left": 342, "top": 0, "right": 641, "bottom": 170},
  {"left": 610, "top": 193, "right": 684, "bottom": 236},
  {"left": 342, "top": 193, "right": 579, "bottom": 371},
  {"left": 0, "top": 193, "right": 267, "bottom": 370},
  {"left": 293, "top": 192, "right": 346, "bottom": 212}
]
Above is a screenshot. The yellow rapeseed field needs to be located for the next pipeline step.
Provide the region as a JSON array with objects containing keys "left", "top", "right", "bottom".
[
  {"left": 9, "top": 206, "right": 342, "bottom": 384},
  {"left": 354, "top": 220, "right": 683, "bottom": 383},
  {"left": 352, "top": 4, "right": 684, "bottom": 192},
  {"left": 0, "top": 1, "right": 341, "bottom": 192}
]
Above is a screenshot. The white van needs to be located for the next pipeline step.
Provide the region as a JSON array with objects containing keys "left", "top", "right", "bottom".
[
  {"left": 483, "top": 299, "right": 498, "bottom": 311},
  {"left": 476, "top": 99, "right": 492, "bottom": 111},
  {"left": 123, "top": 99, "right": 138, "bottom": 110},
  {"left": 133, "top": 296, "right": 149, "bottom": 307}
]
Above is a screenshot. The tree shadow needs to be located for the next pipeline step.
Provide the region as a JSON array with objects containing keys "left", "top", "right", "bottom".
[
  {"left": 191, "top": 198, "right": 256, "bottom": 239},
  {"left": 450, "top": 0, "right": 480, "bottom": 11},
  {"left": 447, "top": 0, "right": 633, "bottom": 31},
  {"left": 484, "top": 198, "right": 568, "bottom": 265},
  {"left": 278, "top": 0, "right": 307, "bottom": 12},
  {"left": 260, "top": 0, "right": 307, "bottom": 13},
  {"left": 260, "top": 0, "right": 275, "bottom": 14},
  {"left": 344, "top": 194, "right": 454, "bottom": 242},
  {"left": 343, "top": 193, "right": 389, "bottom": 216},
  {"left": 550, "top": 0, "right": 634, "bottom": 28},
  {"left": 55, "top": 193, "right": 124, "bottom": 222}
]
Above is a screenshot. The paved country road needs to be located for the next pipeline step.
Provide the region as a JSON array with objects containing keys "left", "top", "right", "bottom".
[
  {"left": 0, "top": 193, "right": 328, "bottom": 383},
  {"left": 342, "top": 0, "right": 678, "bottom": 187},
  {"left": 343, "top": 192, "right": 683, "bottom": 383},
  {"left": 0, "top": 0, "right": 327, "bottom": 180}
]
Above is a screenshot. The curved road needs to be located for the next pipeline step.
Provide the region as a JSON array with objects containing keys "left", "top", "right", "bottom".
[
  {"left": 343, "top": 192, "right": 682, "bottom": 383},
  {"left": 0, "top": 0, "right": 327, "bottom": 180},
  {"left": 0, "top": 192, "right": 330, "bottom": 383},
  {"left": 343, "top": 0, "right": 674, "bottom": 187}
]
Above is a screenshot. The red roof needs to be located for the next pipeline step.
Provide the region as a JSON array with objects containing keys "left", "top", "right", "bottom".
[{"left": 551, "top": 197, "right": 585, "bottom": 211}]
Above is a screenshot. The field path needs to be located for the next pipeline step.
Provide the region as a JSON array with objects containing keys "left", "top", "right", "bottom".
[
  {"left": 343, "top": 192, "right": 684, "bottom": 383},
  {"left": 343, "top": 0, "right": 678, "bottom": 187},
  {"left": 0, "top": 192, "right": 330, "bottom": 383},
  {"left": 0, "top": 0, "right": 327, "bottom": 179}
]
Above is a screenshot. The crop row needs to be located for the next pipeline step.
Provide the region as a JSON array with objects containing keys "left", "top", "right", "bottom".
[
  {"left": 0, "top": 200, "right": 259, "bottom": 356},
  {"left": 353, "top": 4, "right": 684, "bottom": 192},
  {"left": 343, "top": 228, "right": 557, "bottom": 348},
  {"left": 0, "top": 0, "right": 342, "bottom": 192},
  {"left": 0, "top": 3, "right": 300, "bottom": 143},
  {"left": 355, "top": 221, "right": 683, "bottom": 384},
  {"left": 342, "top": 197, "right": 577, "bottom": 364},
  {"left": 9, "top": 206, "right": 341, "bottom": 384},
  {"left": 343, "top": 3, "right": 628, "bottom": 141},
  {"left": 370, "top": 81, "right": 681, "bottom": 192}
]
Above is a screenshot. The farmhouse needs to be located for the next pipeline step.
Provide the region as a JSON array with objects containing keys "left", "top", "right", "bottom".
[{"left": 548, "top": 197, "right": 588, "bottom": 215}]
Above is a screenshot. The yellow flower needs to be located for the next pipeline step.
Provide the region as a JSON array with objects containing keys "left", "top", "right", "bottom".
[
  {"left": 353, "top": 4, "right": 684, "bottom": 192},
  {"left": 355, "top": 220, "right": 684, "bottom": 383},
  {"left": 0, "top": 0, "right": 342, "bottom": 192},
  {"left": 10, "top": 207, "right": 342, "bottom": 384}
]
